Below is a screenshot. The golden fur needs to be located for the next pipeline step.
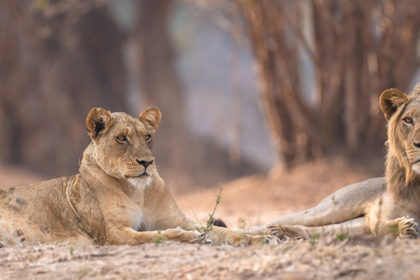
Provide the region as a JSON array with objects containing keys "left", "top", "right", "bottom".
[
  {"left": 249, "top": 85, "right": 420, "bottom": 239},
  {"left": 0, "top": 107, "right": 268, "bottom": 246}
]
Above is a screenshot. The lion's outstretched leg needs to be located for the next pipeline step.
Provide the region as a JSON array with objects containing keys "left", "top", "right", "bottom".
[
  {"left": 244, "top": 177, "right": 385, "bottom": 235},
  {"left": 264, "top": 217, "right": 368, "bottom": 240},
  {"left": 266, "top": 216, "right": 420, "bottom": 240}
]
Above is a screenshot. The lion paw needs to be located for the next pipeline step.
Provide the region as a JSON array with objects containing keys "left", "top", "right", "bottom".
[
  {"left": 385, "top": 217, "right": 419, "bottom": 239},
  {"left": 396, "top": 217, "right": 419, "bottom": 239}
]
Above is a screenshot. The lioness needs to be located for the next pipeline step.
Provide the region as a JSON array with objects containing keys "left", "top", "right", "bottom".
[
  {"left": 0, "top": 107, "right": 268, "bottom": 246},
  {"left": 250, "top": 84, "right": 420, "bottom": 239}
]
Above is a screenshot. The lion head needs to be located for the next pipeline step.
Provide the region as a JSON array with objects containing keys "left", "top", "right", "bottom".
[
  {"left": 84, "top": 106, "right": 161, "bottom": 185},
  {"left": 380, "top": 84, "right": 420, "bottom": 184}
]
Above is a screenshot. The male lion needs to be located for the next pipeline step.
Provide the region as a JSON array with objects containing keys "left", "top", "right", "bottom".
[
  {"left": 249, "top": 84, "right": 420, "bottom": 239},
  {"left": 0, "top": 107, "right": 268, "bottom": 246}
]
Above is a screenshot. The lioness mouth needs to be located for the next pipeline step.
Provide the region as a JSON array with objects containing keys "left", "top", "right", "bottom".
[{"left": 126, "top": 172, "right": 149, "bottom": 179}]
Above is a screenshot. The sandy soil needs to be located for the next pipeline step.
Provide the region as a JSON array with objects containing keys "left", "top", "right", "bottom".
[{"left": 3, "top": 159, "right": 418, "bottom": 280}]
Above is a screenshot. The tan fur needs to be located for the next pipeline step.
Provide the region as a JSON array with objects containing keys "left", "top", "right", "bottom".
[
  {"left": 250, "top": 85, "right": 420, "bottom": 239},
  {"left": 0, "top": 107, "right": 268, "bottom": 246}
]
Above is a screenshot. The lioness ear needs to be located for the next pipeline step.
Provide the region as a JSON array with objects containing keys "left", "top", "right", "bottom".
[
  {"left": 139, "top": 107, "right": 161, "bottom": 132},
  {"left": 379, "top": 88, "right": 409, "bottom": 120},
  {"left": 86, "top": 107, "right": 112, "bottom": 139}
]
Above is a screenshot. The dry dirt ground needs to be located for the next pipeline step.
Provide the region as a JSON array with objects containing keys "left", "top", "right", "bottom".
[{"left": 1, "top": 159, "right": 420, "bottom": 279}]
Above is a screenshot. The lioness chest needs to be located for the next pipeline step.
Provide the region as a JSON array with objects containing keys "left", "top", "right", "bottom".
[{"left": 99, "top": 177, "right": 151, "bottom": 232}]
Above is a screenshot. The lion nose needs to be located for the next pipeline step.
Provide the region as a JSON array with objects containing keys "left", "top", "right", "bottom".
[{"left": 136, "top": 159, "right": 154, "bottom": 169}]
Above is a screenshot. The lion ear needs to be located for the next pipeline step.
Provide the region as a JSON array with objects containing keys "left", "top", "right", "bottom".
[
  {"left": 86, "top": 107, "right": 112, "bottom": 140},
  {"left": 139, "top": 107, "right": 161, "bottom": 132},
  {"left": 379, "top": 88, "right": 409, "bottom": 120}
]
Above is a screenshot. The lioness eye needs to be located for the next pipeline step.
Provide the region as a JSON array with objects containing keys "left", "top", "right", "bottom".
[
  {"left": 403, "top": 117, "right": 413, "bottom": 124},
  {"left": 116, "top": 134, "right": 128, "bottom": 143},
  {"left": 145, "top": 134, "right": 152, "bottom": 143}
]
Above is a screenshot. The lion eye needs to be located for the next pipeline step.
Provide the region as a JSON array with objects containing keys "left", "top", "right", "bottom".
[
  {"left": 145, "top": 134, "right": 152, "bottom": 143},
  {"left": 116, "top": 134, "right": 128, "bottom": 143},
  {"left": 403, "top": 117, "right": 413, "bottom": 124}
]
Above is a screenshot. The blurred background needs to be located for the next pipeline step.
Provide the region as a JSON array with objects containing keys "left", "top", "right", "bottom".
[{"left": 1, "top": 0, "right": 420, "bottom": 225}]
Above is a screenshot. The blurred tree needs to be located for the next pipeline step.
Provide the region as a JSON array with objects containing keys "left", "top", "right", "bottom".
[
  {"left": 0, "top": 0, "right": 127, "bottom": 175},
  {"left": 237, "top": 0, "right": 420, "bottom": 168},
  {"left": 136, "top": 0, "right": 186, "bottom": 169}
]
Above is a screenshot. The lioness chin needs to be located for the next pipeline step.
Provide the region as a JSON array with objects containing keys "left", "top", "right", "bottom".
[{"left": 0, "top": 107, "right": 269, "bottom": 246}]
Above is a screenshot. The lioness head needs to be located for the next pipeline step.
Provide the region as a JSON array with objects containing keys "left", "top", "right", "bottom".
[
  {"left": 85, "top": 107, "right": 161, "bottom": 185},
  {"left": 380, "top": 85, "right": 420, "bottom": 182}
]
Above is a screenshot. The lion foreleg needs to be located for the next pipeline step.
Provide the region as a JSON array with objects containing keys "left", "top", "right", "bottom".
[
  {"left": 265, "top": 217, "right": 369, "bottom": 240},
  {"left": 244, "top": 178, "right": 385, "bottom": 236}
]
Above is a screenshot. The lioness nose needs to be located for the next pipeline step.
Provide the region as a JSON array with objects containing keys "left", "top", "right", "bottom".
[
  {"left": 136, "top": 159, "right": 154, "bottom": 169},
  {"left": 414, "top": 142, "right": 420, "bottom": 149}
]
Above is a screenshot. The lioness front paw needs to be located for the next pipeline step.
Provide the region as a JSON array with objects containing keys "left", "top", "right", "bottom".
[{"left": 163, "top": 228, "right": 201, "bottom": 242}]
